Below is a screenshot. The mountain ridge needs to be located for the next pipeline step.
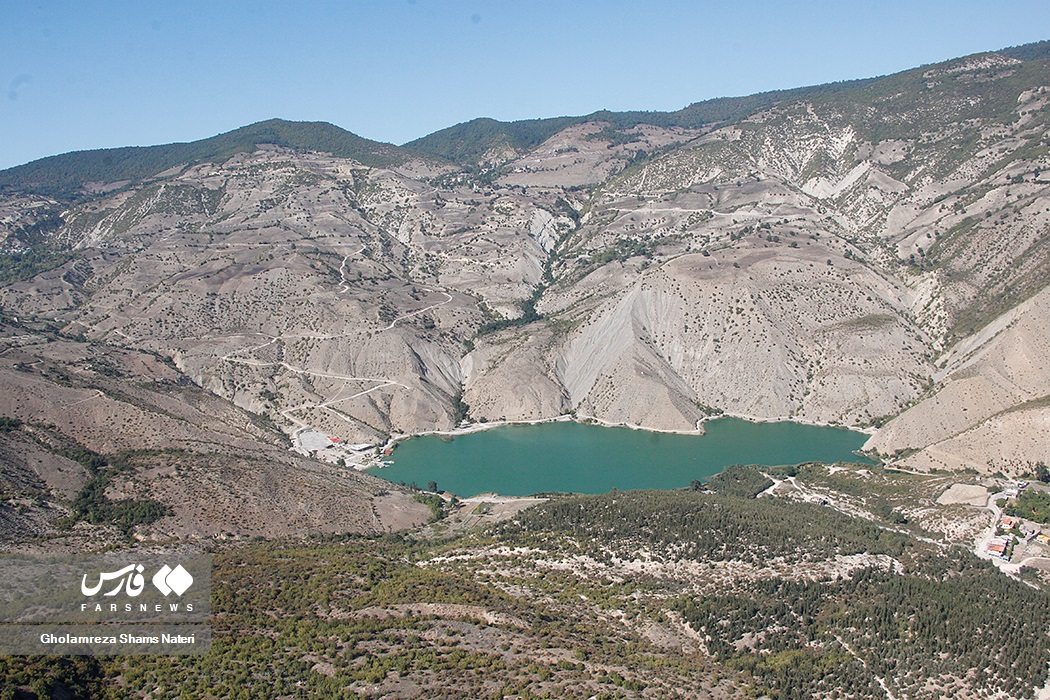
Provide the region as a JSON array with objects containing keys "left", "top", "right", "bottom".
[
  {"left": 4, "top": 39, "right": 1047, "bottom": 198},
  {"left": 401, "top": 78, "right": 881, "bottom": 165},
  {"left": 0, "top": 118, "right": 419, "bottom": 200}
]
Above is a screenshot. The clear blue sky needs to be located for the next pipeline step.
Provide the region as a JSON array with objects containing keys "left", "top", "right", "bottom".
[{"left": 2, "top": 0, "right": 1048, "bottom": 170}]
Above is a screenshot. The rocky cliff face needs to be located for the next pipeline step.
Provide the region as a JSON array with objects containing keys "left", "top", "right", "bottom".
[{"left": 1, "top": 46, "right": 1047, "bottom": 475}]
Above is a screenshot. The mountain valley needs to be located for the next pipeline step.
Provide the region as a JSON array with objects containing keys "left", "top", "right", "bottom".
[
  {"left": 2, "top": 45, "right": 1047, "bottom": 482},
  {"left": 1, "top": 38, "right": 1049, "bottom": 700}
]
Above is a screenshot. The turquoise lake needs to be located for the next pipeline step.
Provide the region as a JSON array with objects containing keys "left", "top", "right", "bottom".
[{"left": 370, "top": 418, "right": 871, "bottom": 497}]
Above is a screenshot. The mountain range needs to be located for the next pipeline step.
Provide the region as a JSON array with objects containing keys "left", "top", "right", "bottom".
[{"left": 0, "top": 39, "right": 1048, "bottom": 542}]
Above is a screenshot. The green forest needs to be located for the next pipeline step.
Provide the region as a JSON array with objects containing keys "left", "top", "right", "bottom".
[{"left": 4, "top": 475, "right": 1048, "bottom": 699}]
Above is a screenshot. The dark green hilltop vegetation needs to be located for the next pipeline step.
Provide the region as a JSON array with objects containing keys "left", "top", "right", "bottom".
[
  {"left": 4, "top": 468, "right": 1049, "bottom": 699},
  {"left": 403, "top": 40, "right": 1050, "bottom": 166},
  {"left": 0, "top": 119, "right": 414, "bottom": 200},
  {"left": 5, "top": 40, "right": 1047, "bottom": 197},
  {"left": 998, "top": 38, "right": 1050, "bottom": 61},
  {"left": 401, "top": 80, "right": 881, "bottom": 165}
]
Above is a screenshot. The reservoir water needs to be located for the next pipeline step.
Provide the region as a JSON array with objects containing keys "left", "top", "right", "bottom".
[{"left": 370, "top": 417, "right": 871, "bottom": 497}]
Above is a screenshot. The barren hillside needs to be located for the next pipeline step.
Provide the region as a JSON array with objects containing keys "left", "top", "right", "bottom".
[
  {"left": 0, "top": 44, "right": 1047, "bottom": 486},
  {"left": 0, "top": 321, "right": 427, "bottom": 546}
]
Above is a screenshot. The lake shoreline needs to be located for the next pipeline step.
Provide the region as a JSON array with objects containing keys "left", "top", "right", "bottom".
[
  {"left": 367, "top": 412, "right": 876, "bottom": 470},
  {"left": 367, "top": 417, "right": 873, "bottom": 498}
]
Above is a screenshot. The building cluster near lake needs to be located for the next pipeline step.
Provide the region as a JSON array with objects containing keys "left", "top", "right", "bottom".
[{"left": 984, "top": 480, "right": 1050, "bottom": 565}]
